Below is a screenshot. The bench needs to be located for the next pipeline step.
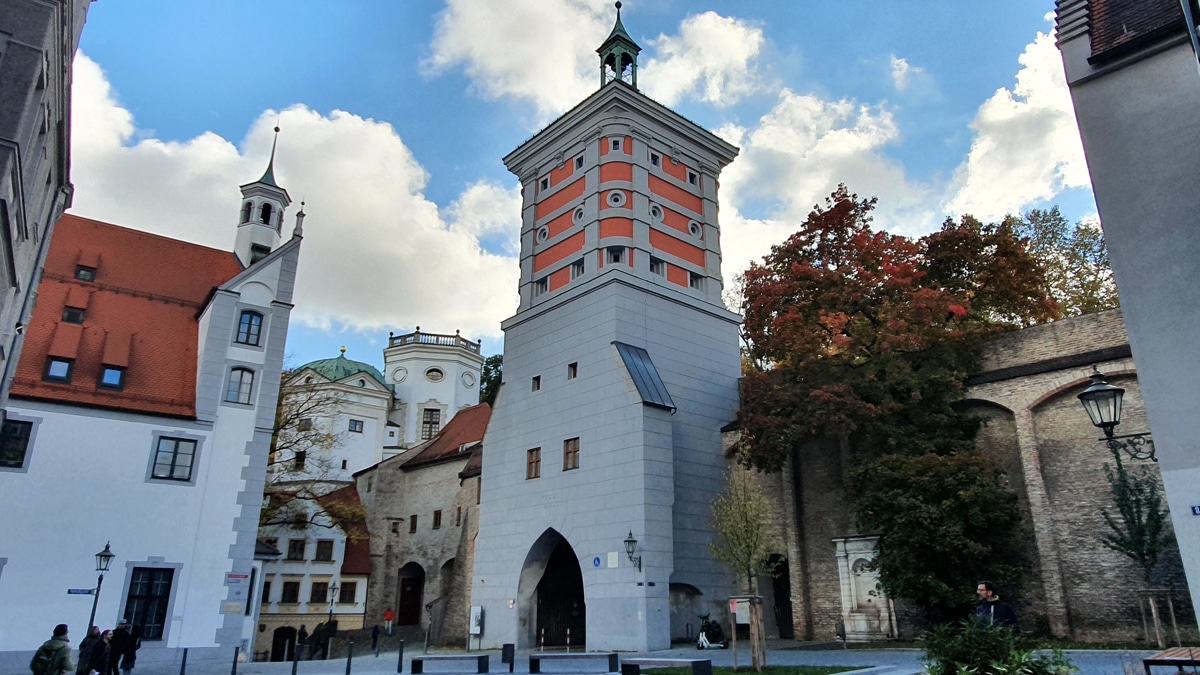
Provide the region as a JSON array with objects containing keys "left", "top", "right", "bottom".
[
  {"left": 1144, "top": 647, "right": 1200, "bottom": 674},
  {"left": 621, "top": 658, "right": 712, "bottom": 675},
  {"left": 411, "top": 654, "right": 490, "bottom": 674},
  {"left": 529, "top": 652, "right": 619, "bottom": 673}
]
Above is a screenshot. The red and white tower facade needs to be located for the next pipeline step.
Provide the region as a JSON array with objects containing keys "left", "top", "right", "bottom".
[{"left": 471, "top": 4, "right": 741, "bottom": 652}]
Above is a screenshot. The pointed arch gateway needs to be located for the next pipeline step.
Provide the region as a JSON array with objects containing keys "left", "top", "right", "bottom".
[{"left": 516, "top": 529, "right": 586, "bottom": 649}]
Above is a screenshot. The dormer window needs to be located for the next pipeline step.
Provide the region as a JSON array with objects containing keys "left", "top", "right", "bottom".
[
  {"left": 75, "top": 266, "right": 95, "bottom": 282},
  {"left": 62, "top": 307, "right": 85, "bottom": 324},
  {"left": 44, "top": 357, "right": 72, "bottom": 383},
  {"left": 98, "top": 366, "right": 125, "bottom": 390},
  {"left": 259, "top": 203, "right": 273, "bottom": 225},
  {"left": 236, "top": 311, "right": 263, "bottom": 346}
]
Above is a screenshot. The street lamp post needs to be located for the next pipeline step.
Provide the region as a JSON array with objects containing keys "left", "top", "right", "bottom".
[
  {"left": 85, "top": 543, "right": 115, "bottom": 638},
  {"left": 1077, "top": 365, "right": 1156, "bottom": 461},
  {"left": 325, "top": 581, "right": 338, "bottom": 660}
]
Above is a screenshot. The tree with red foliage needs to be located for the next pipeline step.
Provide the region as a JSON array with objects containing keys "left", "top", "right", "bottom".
[{"left": 737, "top": 185, "right": 1058, "bottom": 617}]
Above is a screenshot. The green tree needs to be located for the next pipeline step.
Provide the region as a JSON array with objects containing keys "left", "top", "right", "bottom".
[
  {"left": 1012, "top": 207, "right": 1118, "bottom": 316},
  {"left": 710, "top": 463, "right": 779, "bottom": 593},
  {"left": 1100, "top": 449, "right": 1174, "bottom": 584},
  {"left": 479, "top": 354, "right": 502, "bottom": 406}
]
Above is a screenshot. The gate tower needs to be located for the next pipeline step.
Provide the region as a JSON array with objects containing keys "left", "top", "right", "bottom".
[{"left": 471, "top": 3, "right": 741, "bottom": 651}]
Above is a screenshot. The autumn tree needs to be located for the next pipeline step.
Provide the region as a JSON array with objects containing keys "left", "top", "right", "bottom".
[
  {"left": 260, "top": 372, "right": 362, "bottom": 531},
  {"left": 1012, "top": 207, "right": 1118, "bottom": 316},
  {"left": 738, "top": 185, "right": 1055, "bottom": 617}
]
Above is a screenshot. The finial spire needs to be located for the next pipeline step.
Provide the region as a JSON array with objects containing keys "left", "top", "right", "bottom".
[
  {"left": 340, "top": 345, "right": 347, "bottom": 356},
  {"left": 259, "top": 125, "right": 281, "bottom": 186},
  {"left": 598, "top": 1, "right": 641, "bottom": 89},
  {"left": 293, "top": 200, "right": 306, "bottom": 238}
]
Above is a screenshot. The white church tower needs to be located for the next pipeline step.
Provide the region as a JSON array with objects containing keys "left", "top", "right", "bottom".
[
  {"left": 235, "top": 127, "right": 291, "bottom": 266},
  {"left": 471, "top": 3, "right": 741, "bottom": 652}
]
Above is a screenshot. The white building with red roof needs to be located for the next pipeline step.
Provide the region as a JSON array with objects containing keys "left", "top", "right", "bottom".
[{"left": 0, "top": 155, "right": 302, "bottom": 666}]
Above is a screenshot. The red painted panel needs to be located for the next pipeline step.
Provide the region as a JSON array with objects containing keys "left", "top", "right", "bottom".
[
  {"left": 649, "top": 175, "right": 703, "bottom": 214},
  {"left": 533, "top": 231, "right": 585, "bottom": 272},
  {"left": 667, "top": 263, "right": 689, "bottom": 287},
  {"left": 600, "top": 161, "right": 633, "bottom": 183},
  {"left": 549, "top": 266, "right": 571, "bottom": 291},
  {"left": 599, "top": 217, "right": 634, "bottom": 239},
  {"left": 549, "top": 160, "right": 574, "bottom": 186},
  {"left": 650, "top": 229, "right": 706, "bottom": 267},
  {"left": 660, "top": 205, "right": 699, "bottom": 238},
  {"left": 535, "top": 177, "right": 585, "bottom": 220},
  {"left": 624, "top": 135, "right": 633, "bottom": 155},
  {"left": 543, "top": 210, "right": 575, "bottom": 239},
  {"left": 662, "top": 157, "right": 687, "bottom": 182}
]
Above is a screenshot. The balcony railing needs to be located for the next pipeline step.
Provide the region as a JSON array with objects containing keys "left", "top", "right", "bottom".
[{"left": 389, "top": 328, "right": 481, "bottom": 353}]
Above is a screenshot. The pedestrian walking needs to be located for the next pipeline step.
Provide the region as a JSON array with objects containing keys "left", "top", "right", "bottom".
[
  {"left": 118, "top": 625, "right": 140, "bottom": 675},
  {"left": 371, "top": 625, "right": 380, "bottom": 651},
  {"left": 310, "top": 623, "right": 325, "bottom": 660},
  {"left": 108, "top": 620, "right": 131, "bottom": 675},
  {"left": 30, "top": 624, "right": 75, "bottom": 675},
  {"left": 75, "top": 627, "right": 100, "bottom": 675},
  {"left": 383, "top": 608, "right": 394, "bottom": 636},
  {"left": 296, "top": 625, "right": 308, "bottom": 660},
  {"left": 975, "top": 581, "right": 1018, "bottom": 628},
  {"left": 83, "top": 630, "right": 112, "bottom": 675}
]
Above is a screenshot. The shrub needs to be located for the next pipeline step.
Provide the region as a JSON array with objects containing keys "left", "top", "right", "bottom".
[{"left": 920, "top": 617, "right": 1077, "bottom": 675}]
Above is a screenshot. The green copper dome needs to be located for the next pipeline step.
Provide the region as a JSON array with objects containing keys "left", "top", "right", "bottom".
[{"left": 298, "top": 349, "right": 388, "bottom": 388}]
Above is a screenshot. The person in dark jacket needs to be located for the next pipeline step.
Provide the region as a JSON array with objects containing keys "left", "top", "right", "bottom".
[
  {"left": 296, "top": 625, "right": 308, "bottom": 661},
  {"left": 975, "top": 581, "right": 1018, "bottom": 628},
  {"left": 30, "top": 624, "right": 75, "bottom": 675},
  {"left": 84, "top": 630, "right": 112, "bottom": 675},
  {"left": 75, "top": 627, "right": 100, "bottom": 675},
  {"left": 117, "top": 625, "right": 140, "bottom": 674},
  {"left": 107, "top": 621, "right": 131, "bottom": 675}
]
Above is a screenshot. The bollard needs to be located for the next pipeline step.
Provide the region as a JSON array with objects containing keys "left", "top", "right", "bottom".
[
  {"left": 539, "top": 628, "right": 544, "bottom": 652},
  {"left": 231, "top": 646, "right": 240, "bottom": 675},
  {"left": 396, "top": 639, "right": 405, "bottom": 673},
  {"left": 566, "top": 628, "right": 571, "bottom": 653},
  {"left": 345, "top": 640, "right": 354, "bottom": 675},
  {"left": 179, "top": 647, "right": 188, "bottom": 675},
  {"left": 501, "top": 644, "right": 514, "bottom": 674}
]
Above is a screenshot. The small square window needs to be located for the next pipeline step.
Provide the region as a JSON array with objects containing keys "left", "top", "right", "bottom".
[
  {"left": 563, "top": 437, "right": 580, "bottom": 471},
  {"left": 99, "top": 366, "right": 125, "bottom": 390},
  {"left": 611, "top": 139, "right": 622, "bottom": 151},
  {"left": 650, "top": 257, "right": 666, "bottom": 277},
  {"left": 298, "top": 418, "right": 313, "bottom": 431},
  {"left": 250, "top": 244, "right": 270, "bottom": 264},
  {"left": 310, "top": 582, "right": 328, "bottom": 604},
  {"left": 527, "top": 447, "right": 541, "bottom": 479},
  {"left": 567, "top": 362, "right": 578, "bottom": 379},
  {"left": 349, "top": 419, "right": 364, "bottom": 433},
  {"left": 153, "top": 436, "right": 197, "bottom": 481},
  {"left": 650, "top": 152, "right": 661, "bottom": 167},
  {"left": 534, "top": 277, "right": 549, "bottom": 297},
  {"left": 315, "top": 539, "right": 334, "bottom": 561},
  {"left": 44, "top": 357, "right": 72, "bottom": 383},
  {"left": 281, "top": 581, "right": 300, "bottom": 603},
  {"left": 433, "top": 510, "right": 442, "bottom": 529},
  {"left": 570, "top": 260, "right": 585, "bottom": 280},
  {"left": 391, "top": 521, "right": 400, "bottom": 534},
  {"left": 688, "top": 171, "right": 699, "bottom": 185},
  {"left": 410, "top": 515, "right": 418, "bottom": 533},
  {"left": 75, "top": 265, "right": 96, "bottom": 282},
  {"left": 286, "top": 539, "right": 306, "bottom": 561},
  {"left": 689, "top": 272, "right": 704, "bottom": 290},
  {"left": 341, "top": 459, "right": 348, "bottom": 470},
  {"left": 339, "top": 581, "right": 357, "bottom": 604},
  {"left": 294, "top": 450, "right": 306, "bottom": 470},
  {"left": 532, "top": 376, "right": 541, "bottom": 391},
  {"left": 539, "top": 177, "right": 550, "bottom": 192},
  {"left": 575, "top": 156, "right": 584, "bottom": 170},
  {"left": 607, "top": 247, "right": 624, "bottom": 264},
  {"left": 62, "top": 306, "right": 85, "bottom": 324}
]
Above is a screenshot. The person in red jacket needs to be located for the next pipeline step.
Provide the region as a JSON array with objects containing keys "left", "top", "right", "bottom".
[{"left": 383, "top": 608, "right": 395, "bottom": 636}]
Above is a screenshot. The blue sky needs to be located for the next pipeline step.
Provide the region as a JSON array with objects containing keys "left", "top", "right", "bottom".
[{"left": 69, "top": 1, "right": 1095, "bottom": 370}]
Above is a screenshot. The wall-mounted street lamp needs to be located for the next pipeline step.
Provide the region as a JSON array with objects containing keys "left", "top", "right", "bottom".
[
  {"left": 623, "top": 531, "right": 642, "bottom": 572},
  {"left": 85, "top": 543, "right": 115, "bottom": 638},
  {"left": 1077, "top": 365, "right": 1156, "bottom": 461}
]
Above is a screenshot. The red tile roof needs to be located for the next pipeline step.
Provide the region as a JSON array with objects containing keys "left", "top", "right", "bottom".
[
  {"left": 316, "top": 484, "right": 371, "bottom": 575},
  {"left": 11, "top": 214, "right": 244, "bottom": 417},
  {"left": 401, "top": 403, "right": 491, "bottom": 470},
  {"left": 1090, "top": 0, "right": 1184, "bottom": 59}
]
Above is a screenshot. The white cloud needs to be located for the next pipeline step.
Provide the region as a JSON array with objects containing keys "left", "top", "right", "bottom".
[
  {"left": 889, "top": 55, "right": 922, "bottom": 92},
  {"left": 641, "top": 12, "right": 767, "bottom": 107},
  {"left": 69, "top": 52, "right": 520, "bottom": 339},
  {"left": 944, "top": 30, "right": 1090, "bottom": 220},
  {"left": 426, "top": 0, "right": 611, "bottom": 120}
]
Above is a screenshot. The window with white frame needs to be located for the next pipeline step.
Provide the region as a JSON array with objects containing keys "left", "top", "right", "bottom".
[{"left": 225, "top": 367, "right": 254, "bottom": 404}]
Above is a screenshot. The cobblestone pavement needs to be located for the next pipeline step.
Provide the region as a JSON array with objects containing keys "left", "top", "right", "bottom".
[{"left": 7, "top": 640, "right": 1156, "bottom": 675}]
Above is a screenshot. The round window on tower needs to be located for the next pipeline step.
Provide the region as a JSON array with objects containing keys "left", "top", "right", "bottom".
[
  {"left": 426, "top": 367, "right": 444, "bottom": 382},
  {"left": 607, "top": 191, "right": 627, "bottom": 207},
  {"left": 650, "top": 204, "right": 664, "bottom": 222},
  {"left": 688, "top": 221, "right": 702, "bottom": 238},
  {"left": 462, "top": 372, "right": 477, "bottom": 388},
  {"left": 392, "top": 367, "right": 408, "bottom": 383},
  {"left": 537, "top": 226, "right": 549, "bottom": 243},
  {"left": 573, "top": 207, "right": 585, "bottom": 223}
]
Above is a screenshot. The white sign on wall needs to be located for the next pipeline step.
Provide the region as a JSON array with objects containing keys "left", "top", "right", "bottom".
[{"left": 469, "top": 606, "right": 483, "bottom": 635}]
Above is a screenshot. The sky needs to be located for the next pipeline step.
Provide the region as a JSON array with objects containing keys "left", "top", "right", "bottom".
[{"left": 69, "top": 0, "right": 1095, "bottom": 370}]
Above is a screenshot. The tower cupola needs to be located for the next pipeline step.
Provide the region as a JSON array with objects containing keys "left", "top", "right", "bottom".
[
  {"left": 597, "top": 1, "right": 641, "bottom": 89},
  {"left": 235, "top": 126, "right": 292, "bottom": 266}
]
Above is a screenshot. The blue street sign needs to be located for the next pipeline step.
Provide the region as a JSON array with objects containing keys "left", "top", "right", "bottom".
[
  {"left": 67, "top": 588, "right": 95, "bottom": 595},
  {"left": 593, "top": 556, "right": 601, "bottom": 568}
]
